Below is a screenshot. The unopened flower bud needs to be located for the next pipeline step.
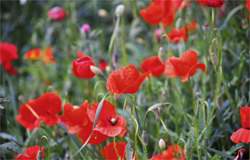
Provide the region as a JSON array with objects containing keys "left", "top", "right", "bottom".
[
  {"left": 90, "top": 65, "right": 103, "bottom": 75},
  {"left": 158, "top": 138, "right": 166, "bottom": 149},
  {"left": 106, "top": 65, "right": 111, "bottom": 73},
  {"left": 98, "top": 9, "right": 108, "bottom": 17},
  {"left": 154, "top": 29, "right": 163, "bottom": 42},
  {"left": 20, "top": 0, "right": 27, "bottom": 5},
  {"left": 115, "top": 4, "right": 125, "bottom": 17},
  {"left": 158, "top": 47, "right": 164, "bottom": 62},
  {"left": 81, "top": 23, "right": 91, "bottom": 33}
]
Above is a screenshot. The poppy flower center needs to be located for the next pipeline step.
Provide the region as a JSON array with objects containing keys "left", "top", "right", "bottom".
[{"left": 109, "top": 117, "right": 118, "bottom": 125}]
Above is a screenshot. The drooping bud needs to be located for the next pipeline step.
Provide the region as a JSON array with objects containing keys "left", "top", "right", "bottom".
[
  {"left": 115, "top": 4, "right": 125, "bottom": 17},
  {"left": 98, "top": 9, "right": 108, "bottom": 17},
  {"left": 158, "top": 47, "right": 164, "bottom": 62},
  {"left": 158, "top": 138, "right": 166, "bottom": 149}
]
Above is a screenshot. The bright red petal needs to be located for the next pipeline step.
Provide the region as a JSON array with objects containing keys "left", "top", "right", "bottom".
[
  {"left": 16, "top": 104, "right": 40, "bottom": 130},
  {"left": 231, "top": 128, "right": 250, "bottom": 144},
  {"left": 106, "top": 64, "right": 145, "bottom": 94},
  {"left": 141, "top": 56, "right": 165, "bottom": 77},
  {"left": 16, "top": 145, "right": 45, "bottom": 160},
  {"left": 101, "top": 142, "right": 127, "bottom": 160},
  {"left": 87, "top": 100, "right": 127, "bottom": 137},
  {"left": 60, "top": 103, "right": 89, "bottom": 134},
  {"left": 72, "top": 56, "right": 96, "bottom": 79},
  {"left": 240, "top": 106, "right": 250, "bottom": 129},
  {"left": 77, "top": 121, "right": 108, "bottom": 145}
]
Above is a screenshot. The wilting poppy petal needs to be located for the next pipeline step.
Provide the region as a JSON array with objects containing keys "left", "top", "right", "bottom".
[
  {"left": 48, "top": 6, "right": 66, "bottom": 21},
  {"left": 164, "top": 49, "right": 206, "bottom": 82},
  {"left": 197, "top": 0, "right": 224, "bottom": 8},
  {"left": 101, "top": 142, "right": 127, "bottom": 160},
  {"left": 240, "top": 106, "right": 250, "bottom": 129},
  {"left": 230, "top": 128, "right": 250, "bottom": 144},
  {"left": 87, "top": 100, "right": 127, "bottom": 137},
  {"left": 16, "top": 145, "right": 45, "bottom": 160},
  {"left": 0, "top": 42, "right": 18, "bottom": 75},
  {"left": 72, "top": 56, "right": 96, "bottom": 79},
  {"left": 107, "top": 64, "right": 145, "bottom": 94},
  {"left": 141, "top": 56, "right": 165, "bottom": 77}
]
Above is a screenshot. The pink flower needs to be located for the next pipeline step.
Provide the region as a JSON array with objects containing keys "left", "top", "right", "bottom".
[
  {"left": 48, "top": 6, "right": 66, "bottom": 21},
  {"left": 81, "top": 23, "right": 91, "bottom": 33}
]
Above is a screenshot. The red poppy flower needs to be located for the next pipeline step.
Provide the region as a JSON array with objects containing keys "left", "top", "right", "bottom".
[
  {"left": 141, "top": 56, "right": 165, "bottom": 77},
  {"left": 24, "top": 48, "right": 41, "bottom": 61},
  {"left": 230, "top": 106, "right": 250, "bottom": 144},
  {"left": 72, "top": 56, "right": 96, "bottom": 79},
  {"left": 41, "top": 47, "right": 55, "bottom": 64},
  {"left": 164, "top": 49, "right": 206, "bottom": 82},
  {"left": 16, "top": 145, "right": 45, "bottom": 160},
  {"left": 99, "top": 59, "right": 108, "bottom": 72},
  {"left": 107, "top": 64, "right": 146, "bottom": 94},
  {"left": 151, "top": 144, "right": 186, "bottom": 160},
  {"left": 16, "top": 92, "right": 62, "bottom": 130},
  {"left": 87, "top": 100, "right": 127, "bottom": 137},
  {"left": 24, "top": 47, "right": 55, "bottom": 64},
  {"left": 167, "top": 21, "right": 198, "bottom": 43},
  {"left": 0, "top": 42, "right": 18, "bottom": 75},
  {"left": 101, "top": 142, "right": 127, "bottom": 160},
  {"left": 230, "top": 128, "right": 250, "bottom": 144},
  {"left": 61, "top": 101, "right": 108, "bottom": 144},
  {"left": 167, "top": 28, "right": 188, "bottom": 43},
  {"left": 197, "top": 0, "right": 224, "bottom": 8},
  {"left": 247, "top": 0, "right": 250, "bottom": 12},
  {"left": 48, "top": 6, "right": 66, "bottom": 21},
  {"left": 140, "top": 0, "right": 185, "bottom": 27},
  {"left": 240, "top": 106, "right": 250, "bottom": 129}
]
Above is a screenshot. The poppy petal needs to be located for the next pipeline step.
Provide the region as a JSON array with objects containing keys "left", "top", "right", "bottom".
[
  {"left": 101, "top": 142, "right": 127, "bottom": 160},
  {"left": 231, "top": 128, "right": 250, "bottom": 144}
]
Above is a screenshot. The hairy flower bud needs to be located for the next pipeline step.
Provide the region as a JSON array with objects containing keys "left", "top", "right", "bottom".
[
  {"left": 115, "top": 4, "right": 125, "bottom": 17},
  {"left": 158, "top": 138, "right": 166, "bottom": 149}
]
